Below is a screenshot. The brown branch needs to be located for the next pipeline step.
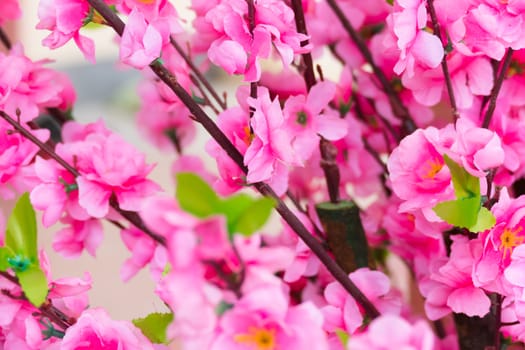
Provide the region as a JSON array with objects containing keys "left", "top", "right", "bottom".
[
  {"left": 0, "top": 272, "right": 75, "bottom": 330},
  {"left": 482, "top": 48, "right": 513, "bottom": 129},
  {"left": 324, "top": 0, "right": 416, "bottom": 135},
  {"left": 290, "top": 0, "right": 316, "bottom": 90},
  {"left": 426, "top": 0, "right": 458, "bottom": 120},
  {"left": 0, "top": 111, "right": 166, "bottom": 246},
  {"left": 0, "top": 27, "right": 12, "bottom": 50},
  {"left": 86, "top": 0, "right": 381, "bottom": 319},
  {"left": 170, "top": 36, "right": 227, "bottom": 110}
]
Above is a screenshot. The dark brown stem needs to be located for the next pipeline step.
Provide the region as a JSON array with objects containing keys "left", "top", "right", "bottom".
[
  {"left": 320, "top": 138, "right": 340, "bottom": 203},
  {"left": 290, "top": 0, "right": 316, "bottom": 90},
  {"left": 0, "top": 27, "right": 12, "bottom": 50},
  {"left": 482, "top": 48, "right": 513, "bottom": 129},
  {"left": 190, "top": 73, "right": 220, "bottom": 115},
  {"left": 170, "top": 36, "right": 227, "bottom": 110},
  {"left": 86, "top": 0, "right": 381, "bottom": 319},
  {"left": 325, "top": 0, "right": 416, "bottom": 134},
  {"left": 426, "top": 0, "right": 458, "bottom": 120},
  {"left": 0, "top": 111, "right": 166, "bottom": 246}
]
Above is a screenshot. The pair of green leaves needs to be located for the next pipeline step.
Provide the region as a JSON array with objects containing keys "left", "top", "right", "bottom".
[
  {"left": 432, "top": 155, "right": 496, "bottom": 232},
  {"left": 0, "top": 193, "right": 48, "bottom": 306},
  {"left": 176, "top": 173, "right": 275, "bottom": 237}
]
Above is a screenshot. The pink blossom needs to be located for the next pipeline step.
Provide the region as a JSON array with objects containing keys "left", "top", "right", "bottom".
[
  {"left": 199, "top": 0, "right": 310, "bottom": 81},
  {"left": 0, "top": 120, "right": 49, "bottom": 199},
  {"left": 322, "top": 268, "right": 402, "bottom": 335},
  {"left": 447, "top": 117, "right": 505, "bottom": 177},
  {"left": 48, "top": 272, "right": 91, "bottom": 318},
  {"left": 53, "top": 217, "right": 103, "bottom": 258},
  {"left": 36, "top": 0, "right": 95, "bottom": 63},
  {"left": 0, "top": 44, "right": 76, "bottom": 122},
  {"left": 347, "top": 314, "right": 438, "bottom": 350},
  {"left": 158, "top": 271, "right": 221, "bottom": 347},
  {"left": 283, "top": 81, "right": 348, "bottom": 164},
  {"left": 390, "top": 0, "right": 444, "bottom": 77},
  {"left": 61, "top": 308, "right": 154, "bottom": 350},
  {"left": 0, "top": 0, "right": 21, "bottom": 25},
  {"left": 120, "top": 8, "right": 167, "bottom": 69},
  {"left": 387, "top": 125, "right": 455, "bottom": 218},
  {"left": 74, "top": 131, "right": 159, "bottom": 218},
  {"left": 244, "top": 89, "right": 298, "bottom": 195},
  {"left": 420, "top": 235, "right": 491, "bottom": 320},
  {"left": 120, "top": 227, "right": 159, "bottom": 281},
  {"left": 473, "top": 189, "right": 525, "bottom": 292},
  {"left": 210, "top": 286, "right": 328, "bottom": 349}
]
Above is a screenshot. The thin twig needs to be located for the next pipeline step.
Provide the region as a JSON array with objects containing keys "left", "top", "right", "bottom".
[
  {"left": 170, "top": 36, "right": 227, "bottom": 110},
  {"left": 0, "top": 111, "right": 166, "bottom": 246},
  {"left": 482, "top": 48, "right": 514, "bottom": 129},
  {"left": 86, "top": 0, "right": 381, "bottom": 319},
  {"left": 0, "top": 27, "right": 12, "bottom": 50},
  {"left": 189, "top": 73, "right": 220, "bottom": 115},
  {"left": 290, "top": 0, "right": 316, "bottom": 90},
  {"left": 426, "top": 0, "right": 458, "bottom": 120},
  {"left": 325, "top": 0, "right": 416, "bottom": 135}
]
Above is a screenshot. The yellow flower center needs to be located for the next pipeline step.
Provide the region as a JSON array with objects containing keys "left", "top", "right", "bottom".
[
  {"left": 243, "top": 125, "right": 254, "bottom": 145},
  {"left": 421, "top": 157, "right": 444, "bottom": 179},
  {"left": 499, "top": 226, "right": 524, "bottom": 259},
  {"left": 138, "top": 0, "right": 156, "bottom": 4},
  {"left": 234, "top": 327, "right": 276, "bottom": 350}
]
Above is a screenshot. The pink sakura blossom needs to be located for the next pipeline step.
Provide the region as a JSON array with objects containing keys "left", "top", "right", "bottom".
[
  {"left": 473, "top": 189, "right": 525, "bottom": 292},
  {"left": 200, "top": 0, "right": 310, "bottom": 81},
  {"left": 206, "top": 87, "right": 253, "bottom": 195},
  {"left": 420, "top": 235, "right": 491, "bottom": 320},
  {"left": 140, "top": 195, "right": 199, "bottom": 269},
  {"left": 245, "top": 89, "right": 298, "bottom": 195},
  {"left": 61, "top": 308, "right": 154, "bottom": 350},
  {"left": 447, "top": 117, "right": 505, "bottom": 177},
  {"left": 390, "top": 0, "right": 444, "bottom": 77},
  {"left": 52, "top": 217, "right": 103, "bottom": 257},
  {"left": 0, "top": 0, "right": 21, "bottom": 25},
  {"left": 74, "top": 130, "right": 159, "bottom": 218},
  {"left": 402, "top": 53, "right": 494, "bottom": 109},
  {"left": 48, "top": 272, "right": 92, "bottom": 318},
  {"left": 283, "top": 81, "right": 348, "bottom": 164},
  {"left": 120, "top": 227, "right": 159, "bottom": 281},
  {"left": 30, "top": 153, "right": 89, "bottom": 228},
  {"left": 210, "top": 285, "right": 328, "bottom": 350},
  {"left": 158, "top": 270, "right": 221, "bottom": 348},
  {"left": 0, "top": 120, "right": 49, "bottom": 199},
  {"left": 503, "top": 245, "right": 525, "bottom": 325},
  {"left": 0, "top": 44, "right": 76, "bottom": 122},
  {"left": 136, "top": 46, "right": 195, "bottom": 150},
  {"left": 120, "top": 8, "right": 165, "bottom": 69},
  {"left": 387, "top": 125, "right": 455, "bottom": 219},
  {"left": 322, "top": 268, "right": 402, "bottom": 335},
  {"left": 347, "top": 314, "right": 439, "bottom": 350},
  {"left": 449, "top": 0, "right": 525, "bottom": 60},
  {"left": 36, "top": 0, "right": 95, "bottom": 63}
]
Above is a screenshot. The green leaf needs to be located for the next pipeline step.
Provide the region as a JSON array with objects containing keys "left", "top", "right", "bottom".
[
  {"left": 433, "top": 197, "right": 481, "bottom": 228},
  {"left": 469, "top": 207, "right": 497, "bottom": 233},
  {"left": 0, "top": 247, "right": 14, "bottom": 272},
  {"left": 133, "top": 312, "right": 174, "bottom": 344},
  {"left": 176, "top": 173, "right": 219, "bottom": 217},
  {"left": 443, "top": 154, "right": 480, "bottom": 199},
  {"left": 17, "top": 264, "right": 48, "bottom": 307},
  {"left": 218, "top": 194, "right": 254, "bottom": 233},
  {"left": 231, "top": 197, "right": 275, "bottom": 236},
  {"left": 6, "top": 193, "right": 38, "bottom": 260}
]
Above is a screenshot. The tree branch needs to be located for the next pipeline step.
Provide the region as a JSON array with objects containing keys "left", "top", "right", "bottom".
[
  {"left": 324, "top": 0, "right": 416, "bottom": 135},
  {"left": 86, "top": 0, "right": 381, "bottom": 319},
  {"left": 426, "top": 0, "right": 458, "bottom": 120},
  {"left": 482, "top": 48, "right": 513, "bottom": 129}
]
